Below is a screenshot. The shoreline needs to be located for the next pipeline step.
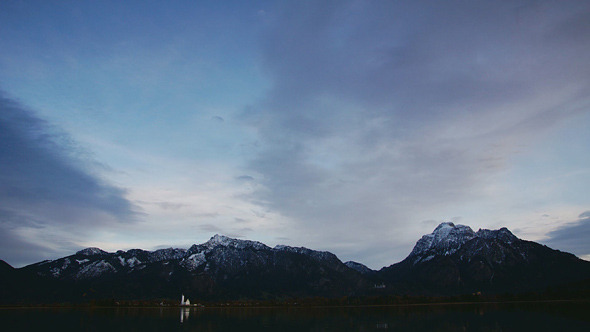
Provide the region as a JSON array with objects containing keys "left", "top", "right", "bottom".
[{"left": 1, "top": 298, "right": 588, "bottom": 310}]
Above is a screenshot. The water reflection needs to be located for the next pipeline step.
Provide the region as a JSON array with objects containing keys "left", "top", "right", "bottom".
[
  {"left": 1, "top": 302, "right": 589, "bottom": 331},
  {"left": 180, "top": 307, "right": 190, "bottom": 323}
]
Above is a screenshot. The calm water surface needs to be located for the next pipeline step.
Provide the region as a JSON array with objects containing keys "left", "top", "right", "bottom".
[{"left": 2, "top": 302, "right": 589, "bottom": 331}]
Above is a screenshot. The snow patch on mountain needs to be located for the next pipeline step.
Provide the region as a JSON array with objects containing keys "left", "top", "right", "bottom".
[
  {"left": 48, "top": 258, "right": 72, "bottom": 276},
  {"left": 50, "top": 259, "right": 69, "bottom": 276},
  {"left": 76, "top": 260, "right": 116, "bottom": 279},
  {"left": 181, "top": 252, "right": 207, "bottom": 271},
  {"left": 117, "top": 256, "right": 141, "bottom": 267},
  {"left": 344, "top": 261, "right": 374, "bottom": 274}
]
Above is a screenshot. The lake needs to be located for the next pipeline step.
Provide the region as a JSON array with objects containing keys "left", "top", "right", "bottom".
[{"left": 1, "top": 301, "right": 589, "bottom": 331}]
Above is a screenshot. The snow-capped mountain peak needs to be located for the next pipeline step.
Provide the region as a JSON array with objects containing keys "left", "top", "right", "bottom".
[
  {"left": 206, "top": 234, "right": 232, "bottom": 247},
  {"left": 476, "top": 227, "right": 517, "bottom": 243},
  {"left": 76, "top": 247, "right": 108, "bottom": 256},
  {"left": 410, "top": 222, "right": 476, "bottom": 259},
  {"left": 432, "top": 222, "right": 475, "bottom": 240},
  {"left": 203, "top": 234, "right": 269, "bottom": 250}
]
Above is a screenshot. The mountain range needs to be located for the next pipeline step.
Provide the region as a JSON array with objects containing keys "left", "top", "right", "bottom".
[{"left": 1, "top": 222, "right": 589, "bottom": 304}]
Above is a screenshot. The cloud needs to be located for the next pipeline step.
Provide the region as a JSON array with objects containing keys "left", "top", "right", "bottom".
[
  {"left": 136, "top": 200, "right": 187, "bottom": 211},
  {"left": 240, "top": 1, "right": 590, "bottom": 267},
  {"left": 198, "top": 224, "right": 223, "bottom": 233},
  {"left": 543, "top": 211, "right": 590, "bottom": 258},
  {"left": 235, "top": 175, "right": 255, "bottom": 182},
  {"left": 0, "top": 92, "right": 137, "bottom": 266}
]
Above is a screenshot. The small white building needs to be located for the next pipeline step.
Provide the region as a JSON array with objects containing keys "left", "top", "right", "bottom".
[{"left": 181, "top": 294, "right": 191, "bottom": 306}]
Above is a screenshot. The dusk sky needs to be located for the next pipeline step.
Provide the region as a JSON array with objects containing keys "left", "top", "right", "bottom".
[{"left": 1, "top": 0, "right": 589, "bottom": 269}]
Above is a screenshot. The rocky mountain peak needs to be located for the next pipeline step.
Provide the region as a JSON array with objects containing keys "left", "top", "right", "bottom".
[
  {"left": 476, "top": 227, "right": 517, "bottom": 243},
  {"left": 432, "top": 222, "right": 475, "bottom": 238},
  {"left": 76, "top": 247, "right": 108, "bottom": 256},
  {"left": 410, "top": 222, "right": 476, "bottom": 259},
  {"left": 204, "top": 234, "right": 269, "bottom": 250}
]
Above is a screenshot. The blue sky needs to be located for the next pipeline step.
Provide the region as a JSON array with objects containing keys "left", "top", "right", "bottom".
[{"left": 1, "top": 0, "right": 589, "bottom": 268}]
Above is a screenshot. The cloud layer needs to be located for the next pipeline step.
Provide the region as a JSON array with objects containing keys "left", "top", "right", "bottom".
[
  {"left": 241, "top": 1, "right": 590, "bottom": 266},
  {"left": 543, "top": 211, "right": 590, "bottom": 259},
  {"left": 0, "top": 93, "right": 137, "bottom": 266},
  {"left": 0, "top": 1, "right": 588, "bottom": 269}
]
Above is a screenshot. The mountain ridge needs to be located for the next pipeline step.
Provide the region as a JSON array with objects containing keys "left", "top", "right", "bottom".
[
  {"left": 2, "top": 224, "right": 589, "bottom": 303},
  {"left": 31, "top": 225, "right": 587, "bottom": 272}
]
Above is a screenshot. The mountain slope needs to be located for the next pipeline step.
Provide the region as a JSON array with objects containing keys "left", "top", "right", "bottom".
[
  {"left": 20, "top": 235, "right": 367, "bottom": 302},
  {"left": 379, "top": 222, "right": 590, "bottom": 295},
  {"left": 344, "top": 261, "right": 375, "bottom": 275}
]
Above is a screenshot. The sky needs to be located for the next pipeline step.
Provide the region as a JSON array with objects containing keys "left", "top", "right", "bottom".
[{"left": 1, "top": 0, "right": 589, "bottom": 269}]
